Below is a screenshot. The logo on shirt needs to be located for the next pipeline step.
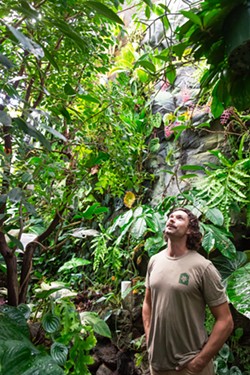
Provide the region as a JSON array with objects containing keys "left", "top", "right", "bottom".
[{"left": 179, "top": 273, "right": 189, "bottom": 286}]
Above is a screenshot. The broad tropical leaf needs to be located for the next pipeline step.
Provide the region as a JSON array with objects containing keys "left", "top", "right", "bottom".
[
  {"left": 58, "top": 257, "right": 91, "bottom": 272},
  {"left": 80, "top": 311, "right": 111, "bottom": 338},
  {"left": 205, "top": 208, "right": 224, "bottom": 226},
  {"left": 227, "top": 263, "right": 250, "bottom": 319},
  {"left": 212, "top": 252, "right": 248, "bottom": 281},
  {"left": 0, "top": 311, "right": 63, "bottom": 375}
]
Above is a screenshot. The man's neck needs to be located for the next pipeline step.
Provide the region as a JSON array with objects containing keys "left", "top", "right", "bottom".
[{"left": 167, "top": 239, "right": 189, "bottom": 258}]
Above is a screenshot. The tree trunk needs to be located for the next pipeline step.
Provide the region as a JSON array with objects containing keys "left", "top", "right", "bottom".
[{"left": 0, "top": 232, "right": 19, "bottom": 306}]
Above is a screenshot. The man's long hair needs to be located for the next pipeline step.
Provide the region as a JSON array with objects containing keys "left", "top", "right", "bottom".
[{"left": 170, "top": 207, "right": 202, "bottom": 251}]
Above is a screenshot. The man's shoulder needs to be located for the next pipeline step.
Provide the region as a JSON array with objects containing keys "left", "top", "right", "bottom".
[
  {"left": 187, "top": 251, "right": 212, "bottom": 268},
  {"left": 148, "top": 249, "right": 167, "bottom": 264}
]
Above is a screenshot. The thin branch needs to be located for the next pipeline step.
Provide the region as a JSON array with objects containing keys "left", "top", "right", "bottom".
[
  {"left": 117, "top": 2, "right": 144, "bottom": 14},
  {"left": 81, "top": 103, "right": 113, "bottom": 125}
]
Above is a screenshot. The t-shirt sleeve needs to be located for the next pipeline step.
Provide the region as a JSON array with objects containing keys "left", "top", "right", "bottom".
[{"left": 201, "top": 263, "right": 227, "bottom": 307}]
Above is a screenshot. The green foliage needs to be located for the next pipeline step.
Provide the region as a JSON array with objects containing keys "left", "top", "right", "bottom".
[
  {"left": 176, "top": 0, "right": 250, "bottom": 112},
  {"left": 226, "top": 262, "right": 250, "bottom": 319},
  {"left": 215, "top": 338, "right": 250, "bottom": 375},
  {"left": 80, "top": 311, "right": 112, "bottom": 338},
  {"left": 0, "top": 3, "right": 249, "bottom": 361},
  {"left": 90, "top": 202, "right": 169, "bottom": 283},
  {"left": 212, "top": 252, "right": 248, "bottom": 281},
  {"left": 212, "top": 251, "right": 250, "bottom": 319},
  {"left": 177, "top": 198, "right": 237, "bottom": 258},
  {"left": 201, "top": 222, "right": 236, "bottom": 258},
  {"left": 228, "top": 329, "right": 250, "bottom": 374},
  {"left": 0, "top": 305, "right": 64, "bottom": 375},
  {"left": 0, "top": 0, "right": 162, "bottom": 305},
  {"left": 194, "top": 151, "right": 250, "bottom": 229},
  {"left": 34, "top": 281, "right": 111, "bottom": 374}
]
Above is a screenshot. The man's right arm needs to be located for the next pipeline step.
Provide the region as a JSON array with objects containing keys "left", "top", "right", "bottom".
[{"left": 142, "top": 287, "right": 152, "bottom": 344}]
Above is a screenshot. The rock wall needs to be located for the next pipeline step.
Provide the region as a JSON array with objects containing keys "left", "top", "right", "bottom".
[{"left": 148, "top": 66, "right": 225, "bottom": 204}]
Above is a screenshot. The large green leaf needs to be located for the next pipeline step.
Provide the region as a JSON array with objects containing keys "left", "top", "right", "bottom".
[
  {"left": 6, "top": 25, "right": 44, "bottom": 59},
  {"left": 180, "top": 165, "right": 205, "bottom": 171},
  {"left": 135, "top": 60, "right": 156, "bottom": 73},
  {"left": 201, "top": 223, "right": 236, "bottom": 258},
  {"left": 17, "top": 304, "right": 31, "bottom": 320},
  {"left": 0, "top": 340, "right": 64, "bottom": 375},
  {"left": 84, "top": 1, "right": 124, "bottom": 25},
  {"left": 0, "top": 310, "right": 64, "bottom": 375},
  {"left": 142, "top": 0, "right": 153, "bottom": 7},
  {"left": 81, "top": 203, "right": 109, "bottom": 219},
  {"left": 64, "top": 83, "right": 76, "bottom": 96},
  {"left": 80, "top": 311, "right": 111, "bottom": 338},
  {"left": 47, "top": 19, "right": 87, "bottom": 51},
  {"left": 8, "top": 187, "right": 23, "bottom": 203},
  {"left": 58, "top": 257, "right": 91, "bottom": 272},
  {"left": 130, "top": 216, "right": 147, "bottom": 239},
  {"left": 6, "top": 233, "right": 24, "bottom": 250},
  {"left": 110, "top": 209, "right": 133, "bottom": 232},
  {"left": 149, "top": 137, "right": 160, "bottom": 153},
  {"left": 43, "top": 125, "right": 67, "bottom": 142},
  {"left": 227, "top": 263, "right": 250, "bottom": 319},
  {"left": 202, "top": 231, "right": 215, "bottom": 253},
  {"left": 12, "top": 1, "right": 39, "bottom": 19},
  {"left": 0, "top": 306, "right": 30, "bottom": 338},
  {"left": 50, "top": 342, "right": 68, "bottom": 366},
  {"left": 14, "top": 118, "right": 51, "bottom": 151},
  {"left": 205, "top": 208, "right": 224, "bottom": 226},
  {"left": 35, "top": 282, "right": 71, "bottom": 299},
  {"left": 181, "top": 10, "right": 203, "bottom": 27},
  {"left": 212, "top": 251, "right": 248, "bottom": 281}
]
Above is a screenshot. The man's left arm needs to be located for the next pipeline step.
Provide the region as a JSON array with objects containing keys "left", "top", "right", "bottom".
[{"left": 184, "top": 301, "right": 234, "bottom": 373}]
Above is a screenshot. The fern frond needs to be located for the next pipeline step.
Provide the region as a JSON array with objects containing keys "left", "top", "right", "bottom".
[
  {"left": 233, "top": 158, "right": 250, "bottom": 168},
  {"left": 91, "top": 234, "right": 109, "bottom": 271},
  {"left": 228, "top": 191, "right": 248, "bottom": 203},
  {"left": 206, "top": 186, "right": 225, "bottom": 206},
  {"left": 195, "top": 179, "right": 221, "bottom": 196},
  {"left": 232, "top": 168, "right": 250, "bottom": 179},
  {"left": 210, "top": 150, "right": 232, "bottom": 167},
  {"left": 228, "top": 174, "right": 246, "bottom": 187},
  {"left": 227, "top": 182, "right": 247, "bottom": 199}
]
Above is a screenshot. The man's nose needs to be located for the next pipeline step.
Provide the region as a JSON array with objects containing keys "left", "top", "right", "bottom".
[{"left": 168, "top": 217, "right": 175, "bottom": 224}]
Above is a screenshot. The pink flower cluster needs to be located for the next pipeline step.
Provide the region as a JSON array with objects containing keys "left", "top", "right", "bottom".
[
  {"left": 164, "top": 121, "right": 180, "bottom": 138},
  {"left": 220, "top": 107, "right": 234, "bottom": 125}
]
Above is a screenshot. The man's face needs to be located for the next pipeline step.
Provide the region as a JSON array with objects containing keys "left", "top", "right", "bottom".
[{"left": 164, "top": 210, "right": 190, "bottom": 239}]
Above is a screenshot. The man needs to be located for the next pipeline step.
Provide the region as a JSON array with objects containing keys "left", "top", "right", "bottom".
[{"left": 142, "top": 208, "right": 234, "bottom": 375}]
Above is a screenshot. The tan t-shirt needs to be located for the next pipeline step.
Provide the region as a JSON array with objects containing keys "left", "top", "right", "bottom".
[{"left": 145, "top": 250, "right": 227, "bottom": 371}]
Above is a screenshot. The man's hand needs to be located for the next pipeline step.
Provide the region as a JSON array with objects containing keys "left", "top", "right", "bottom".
[
  {"left": 186, "top": 357, "right": 207, "bottom": 373},
  {"left": 175, "top": 356, "right": 207, "bottom": 373}
]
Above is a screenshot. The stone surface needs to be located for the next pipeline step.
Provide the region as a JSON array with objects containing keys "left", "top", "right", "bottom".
[
  {"left": 93, "top": 341, "right": 118, "bottom": 369},
  {"left": 96, "top": 364, "right": 114, "bottom": 375}
]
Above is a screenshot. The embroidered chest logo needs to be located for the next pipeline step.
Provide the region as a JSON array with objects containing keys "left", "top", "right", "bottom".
[{"left": 179, "top": 273, "right": 190, "bottom": 286}]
